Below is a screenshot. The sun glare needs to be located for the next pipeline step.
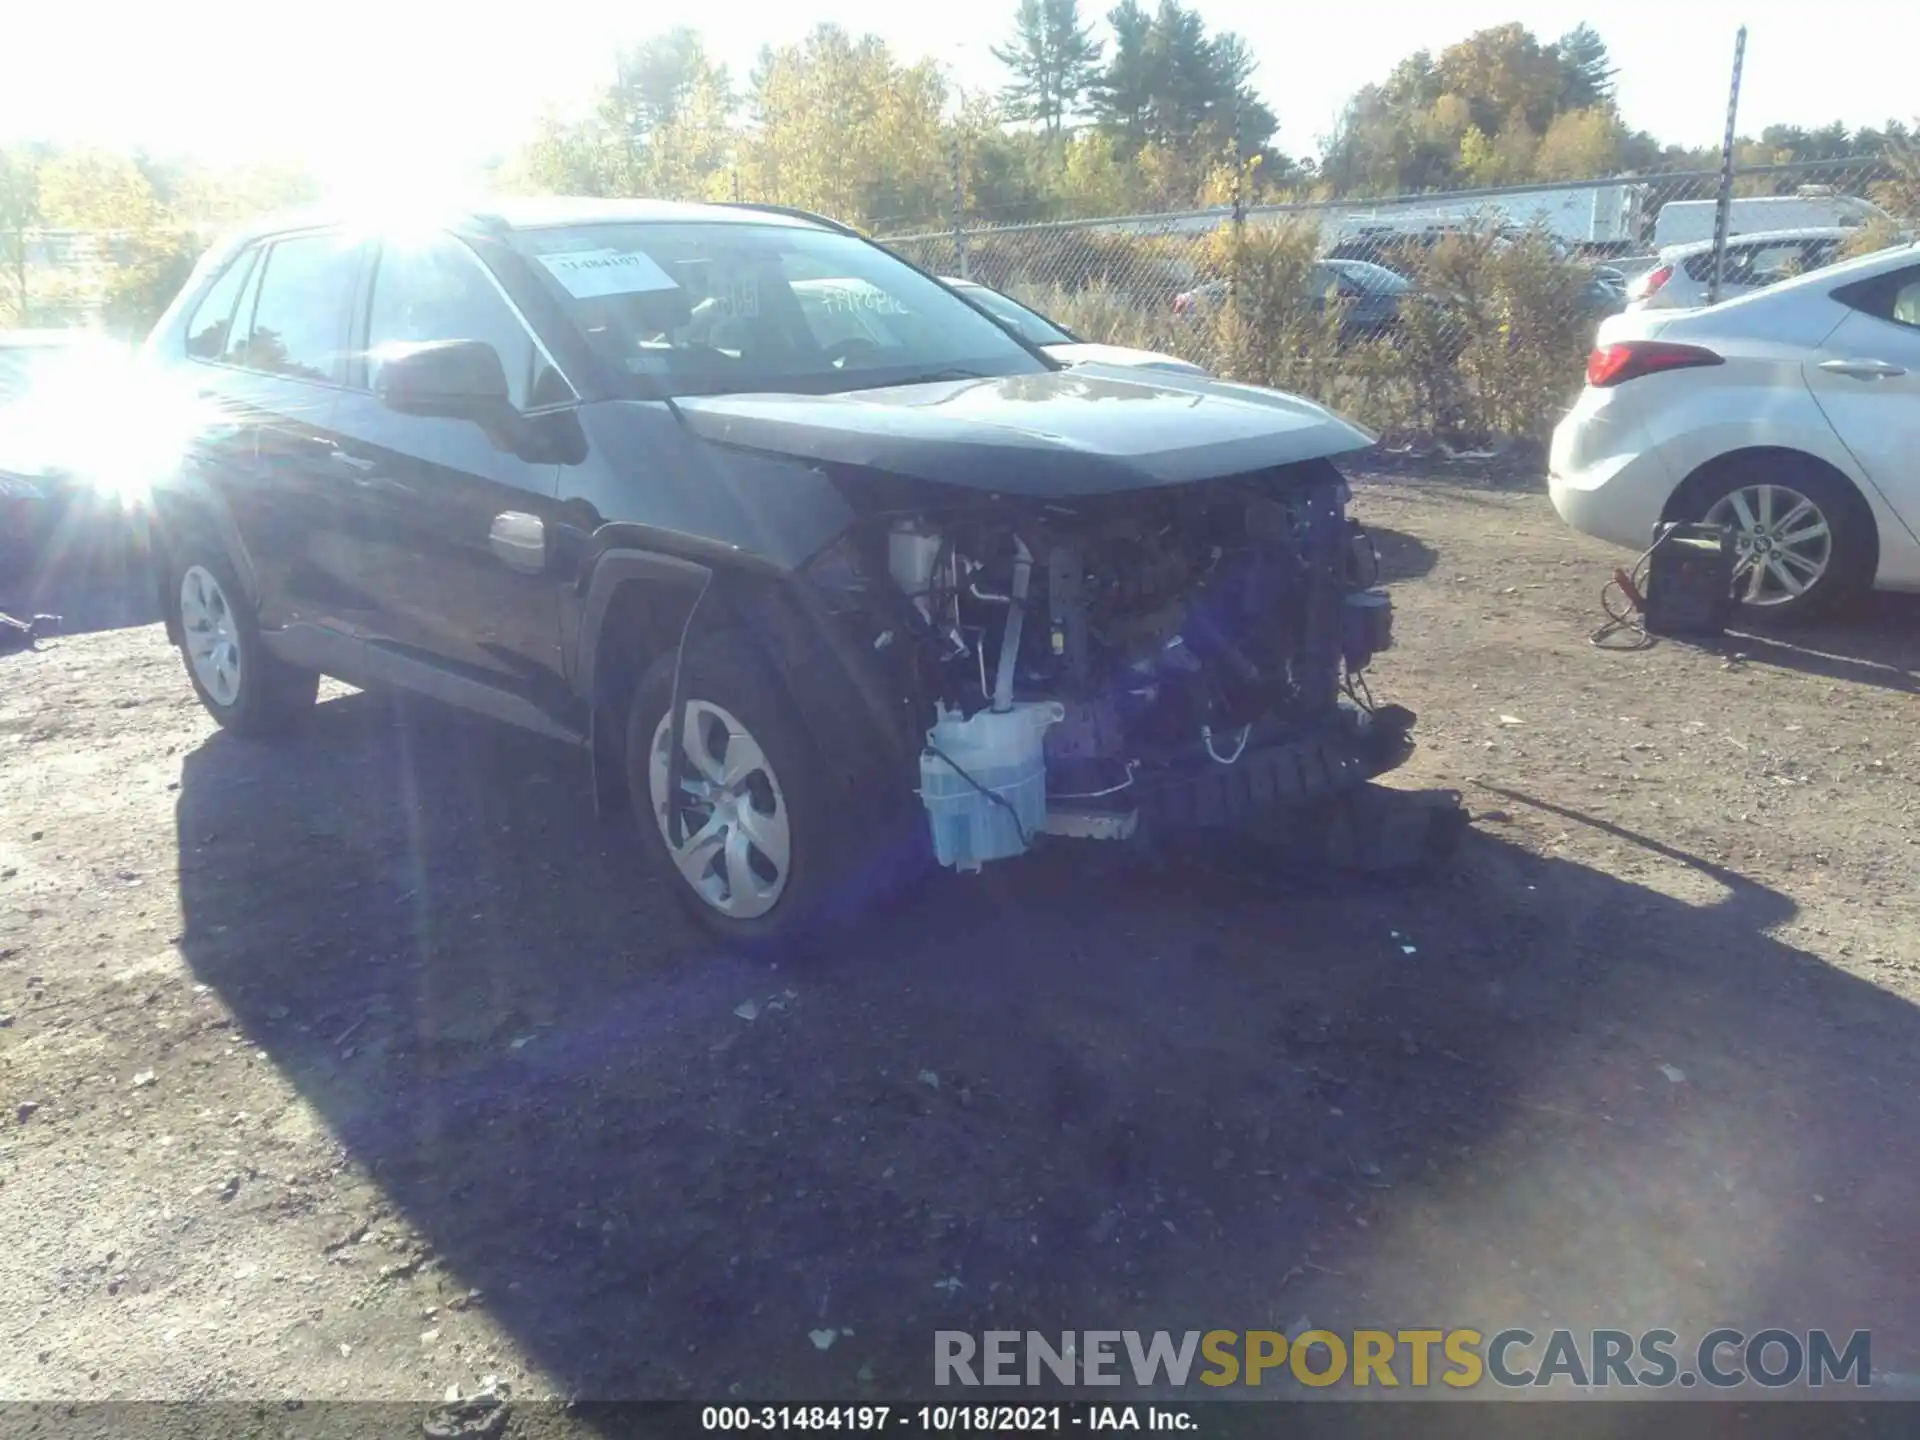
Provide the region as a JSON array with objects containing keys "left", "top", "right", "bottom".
[
  {"left": 0, "top": 342, "right": 230, "bottom": 509},
  {"left": 320, "top": 161, "right": 491, "bottom": 250}
]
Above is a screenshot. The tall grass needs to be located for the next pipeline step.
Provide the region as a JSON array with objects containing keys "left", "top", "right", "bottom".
[{"left": 976, "top": 220, "right": 1602, "bottom": 443}]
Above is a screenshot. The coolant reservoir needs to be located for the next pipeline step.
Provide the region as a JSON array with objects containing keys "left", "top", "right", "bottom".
[{"left": 919, "top": 701, "right": 1065, "bottom": 872}]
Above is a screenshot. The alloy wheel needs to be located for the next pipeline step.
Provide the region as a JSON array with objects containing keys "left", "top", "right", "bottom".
[
  {"left": 648, "top": 699, "right": 792, "bottom": 920},
  {"left": 180, "top": 564, "right": 243, "bottom": 707},
  {"left": 1704, "top": 483, "right": 1832, "bottom": 606}
]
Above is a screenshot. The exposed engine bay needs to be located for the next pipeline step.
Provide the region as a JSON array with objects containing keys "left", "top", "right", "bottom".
[{"left": 811, "top": 458, "right": 1411, "bottom": 870}]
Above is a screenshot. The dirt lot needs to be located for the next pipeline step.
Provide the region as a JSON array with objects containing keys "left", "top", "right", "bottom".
[{"left": 2, "top": 471, "right": 1918, "bottom": 1404}]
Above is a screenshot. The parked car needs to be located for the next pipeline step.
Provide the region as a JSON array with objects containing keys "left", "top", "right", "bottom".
[
  {"left": 1324, "top": 225, "right": 1528, "bottom": 265},
  {"left": 1625, "top": 228, "right": 1858, "bottom": 312},
  {"left": 1173, "top": 260, "right": 1413, "bottom": 343},
  {"left": 1549, "top": 240, "right": 1920, "bottom": 619},
  {"left": 1327, "top": 228, "right": 1626, "bottom": 318},
  {"left": 1603, "top": 254, "right": 1665, "bottom": 286},
  {"left": 937, "top": 277, "right": 1206, "bottom": 374},
  {"left": 138, "top": 199, "right": 1426, "bottom": 945}
]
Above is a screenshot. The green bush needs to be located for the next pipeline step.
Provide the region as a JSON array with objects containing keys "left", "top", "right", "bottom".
[{"left": 1018, "top": 220, "right": 1599, "bottom": 442}]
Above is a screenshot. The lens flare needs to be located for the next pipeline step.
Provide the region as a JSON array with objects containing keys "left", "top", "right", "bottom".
[{"left": 0, "top": 337, "right": 232, "bottom": 510}]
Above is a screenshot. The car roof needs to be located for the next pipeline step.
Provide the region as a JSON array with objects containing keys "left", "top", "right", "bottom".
[
  {"left": 1702, "top": 235, "right": 1920, "bottom": 312},
  {"left": 1658, "top": 226, "right": 1860, "bottom": 259},
  {"left": 220, "top": 196, "right": 835, "bottom": 247}
]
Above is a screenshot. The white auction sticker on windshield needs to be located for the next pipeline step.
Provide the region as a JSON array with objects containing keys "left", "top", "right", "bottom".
[{"left": 536, "top": 248, "right": 679, "bottom": 299}]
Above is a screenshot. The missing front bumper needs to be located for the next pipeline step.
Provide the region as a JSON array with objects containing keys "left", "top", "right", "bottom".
[{"left": 1131, "top": 706, "right": 1417, "bottom": 831}]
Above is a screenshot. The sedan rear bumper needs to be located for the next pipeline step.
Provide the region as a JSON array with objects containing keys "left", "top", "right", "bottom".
[{"left": 1547, "top": 404, "right": 1676, "bottom": 551}]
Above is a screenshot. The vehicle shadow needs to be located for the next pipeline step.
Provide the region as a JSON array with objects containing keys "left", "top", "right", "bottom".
[
  {"left": 172, "top": 692, "right": 1920, "bottom": 1402},
  {"left": 1364, "top": 525, "right": 1438, "bottom": 585},
  {"left": 1724, "top": 591, "right": 1920, "bottom": 696}
]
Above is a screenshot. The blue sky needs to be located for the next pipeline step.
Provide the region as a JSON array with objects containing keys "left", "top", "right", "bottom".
[{"left": 3, "top": 0, "right": 1913, "bottom": 187}]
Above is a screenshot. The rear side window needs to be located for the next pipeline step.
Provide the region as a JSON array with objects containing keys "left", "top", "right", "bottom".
[
  {"left": 185, "top": 247, "right": 258, "bottom": 360},
  {"left": 237, "top": 232, "right": 361, "bottom": 383},
  {"left": 1834, "top": 264, "right": 1920, "bottom": 331},
  {"left": 1897, "top": 278, "right": 1920, "bottom": 328},
  {"left": 1685, "top": 239, "right": 1830, "bottom": 288}
]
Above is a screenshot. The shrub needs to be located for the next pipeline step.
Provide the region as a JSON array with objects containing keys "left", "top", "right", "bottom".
[{"left": 1010, "top": 219, "right": 1603, "bottom": 443}]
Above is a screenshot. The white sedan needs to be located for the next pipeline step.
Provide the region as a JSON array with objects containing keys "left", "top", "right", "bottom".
[
  {"left": 1549, "top": 240, "right": 1920, "bottom": 619},
  {"left": 1624, "top": 227, "right": 1855, "bottom": 312}
]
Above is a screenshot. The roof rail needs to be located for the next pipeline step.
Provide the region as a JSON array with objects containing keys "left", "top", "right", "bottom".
[{"left": 714, "top": 202, "right": 864, "bottom": 236}]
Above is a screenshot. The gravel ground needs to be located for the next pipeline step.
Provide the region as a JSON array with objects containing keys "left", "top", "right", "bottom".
[{"left": 1, "top": 472, "right": 1917, "bottom": 1405}]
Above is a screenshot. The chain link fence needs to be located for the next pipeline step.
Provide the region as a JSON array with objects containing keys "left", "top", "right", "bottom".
[
  {"left": 10, "top": 156, "right": 1914, "bottom": 438},
  {"left": 2, "top": 226, "right": 212, "bottom": 332},
  {"left": 881, "top": 156, "right": 1916, "bottom": 441}
]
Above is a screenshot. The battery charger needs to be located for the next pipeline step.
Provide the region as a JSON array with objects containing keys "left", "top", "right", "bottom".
[{"left": 1642, "top": 522, "right": 1735, "bottom": 637}]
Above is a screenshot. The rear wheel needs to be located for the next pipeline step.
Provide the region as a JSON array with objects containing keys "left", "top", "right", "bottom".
[
  {"left": 171, "top": 544, "right": 318, "bottom": 735},
  {"left": 1673, "top": 457, "right": 1873, "bottom": 622}
]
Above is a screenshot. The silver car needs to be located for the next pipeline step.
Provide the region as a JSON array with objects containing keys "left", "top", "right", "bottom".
[{"left": 1625, "top": 227, "right": 1857, "bottom": 312}]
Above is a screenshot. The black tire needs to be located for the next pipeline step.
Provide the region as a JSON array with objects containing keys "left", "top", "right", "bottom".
[
  {"left": 169, "top": 541, "right": 318, "bottom": 736},
  {"left": 625, "top": 632, "right": 923, "bottom": 952},
  {"left": 1671, "top": 455, "right": 1874, "bottom": 623}
]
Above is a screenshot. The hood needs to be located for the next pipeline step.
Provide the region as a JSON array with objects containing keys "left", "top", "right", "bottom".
[
  {"left": 1042, "top": 341, "right": 1209, "bottom": 375},
  {"left": 674, "top": 366, "right": 1374, "bottom": 499}
]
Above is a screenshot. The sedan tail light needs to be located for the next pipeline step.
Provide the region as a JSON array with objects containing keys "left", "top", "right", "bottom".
[
  {"left": 1629, "top": 263, "right": 1674, "bottom": 300},
  {"left": 1586, "top": 340, "right": 1724, "bottom": 387},
  {"left": 1172, "top": 293, "right": 1193, "bottom": 315}
]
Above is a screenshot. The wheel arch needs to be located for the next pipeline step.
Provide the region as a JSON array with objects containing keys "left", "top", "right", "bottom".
[
  {"left": 1662, "top": 445, "right": 1881, "bottom": 576},
  {"left": 575, "top": 551, "right": 714, "bottom": 813},
  {"left": 575, "top": 548, "right": 916, "bottom": 823},
  {"left": 145, "top": 489, "right": 261, "bottom": 648}
]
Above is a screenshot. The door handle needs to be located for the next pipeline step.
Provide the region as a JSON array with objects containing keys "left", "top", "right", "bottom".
[{"left": 1818, "top": 358, "right": 1907, "bottom": 379}]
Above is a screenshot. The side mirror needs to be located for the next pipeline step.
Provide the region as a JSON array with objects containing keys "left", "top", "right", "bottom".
[{"left": 373, "top": 339, "right": 511, "bottom": 421}]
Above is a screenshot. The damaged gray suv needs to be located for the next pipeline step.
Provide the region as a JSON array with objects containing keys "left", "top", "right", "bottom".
[{"left": 141, "top": 198, "right": 1440, "bottom": 946}]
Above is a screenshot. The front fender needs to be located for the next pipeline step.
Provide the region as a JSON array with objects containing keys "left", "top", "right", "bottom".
[{"left": 570, "top": 546, "right": 713, "bottom": 706}]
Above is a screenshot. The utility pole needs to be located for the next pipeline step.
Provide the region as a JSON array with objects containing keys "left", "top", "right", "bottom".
[
  {"left": 1708, "top": 25, "right": 1748, "bottom": 306},
  {"left": 950, "top": 128, "right": 969, "bottom": 280}
]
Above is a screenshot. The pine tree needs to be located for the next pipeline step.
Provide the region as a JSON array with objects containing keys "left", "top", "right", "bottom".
[
  {"left": 992, "top": 0, "right": 1104, "bottom": 137},
  {"left": 1090, "top": 0, "right": 1157, "bottom": 151},
  {"left": 1142, "top": 0, "right": 1213, "bottom": 150},
  {"left": 1207, "top": 33, "right": 1277, "bottom": 157},
  {"left": 1553, "top": 24, "right": 1617, "bottom": 111}
]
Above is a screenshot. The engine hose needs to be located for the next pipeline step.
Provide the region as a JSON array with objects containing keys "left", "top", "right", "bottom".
[{"left": 991, "top": 535, "right": 1033, "bottom": 713}]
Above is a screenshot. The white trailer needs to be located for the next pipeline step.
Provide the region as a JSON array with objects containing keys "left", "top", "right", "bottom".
[
  {"left": 1651, "top": 191, "right": 1893, "bottom": 249},
  {"left": 1321, "top": 183, "right": 1646, "bottom": 249}
]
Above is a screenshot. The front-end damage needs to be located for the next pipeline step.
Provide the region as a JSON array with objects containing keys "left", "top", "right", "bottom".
[{"left": 785, "top": 455, "right": 1459, "bottom": 873}]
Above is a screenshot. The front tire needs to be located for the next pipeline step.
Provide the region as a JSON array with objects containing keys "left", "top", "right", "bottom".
[
  {"left": 626, "top": 633, "right": 880, "bottom": 951},
  {"left": 171, "top": 544, "right": 318, "bottom": 736},
  {"left": 1672, "top": 456, "right": 1873, "bottom": 622}
]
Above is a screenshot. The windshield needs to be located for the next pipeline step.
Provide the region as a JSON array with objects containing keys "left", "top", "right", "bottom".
[
  {"left": 951, "top": 283, "right": 1074, "bottom": 346},
  {"left": 510, "top": 222, "right": 1049, "bottom": 397}
]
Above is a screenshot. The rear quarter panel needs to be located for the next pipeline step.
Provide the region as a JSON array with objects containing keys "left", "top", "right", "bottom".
[{"left": 1627, "top": 360, "right": 1920, "bottom": 590}]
